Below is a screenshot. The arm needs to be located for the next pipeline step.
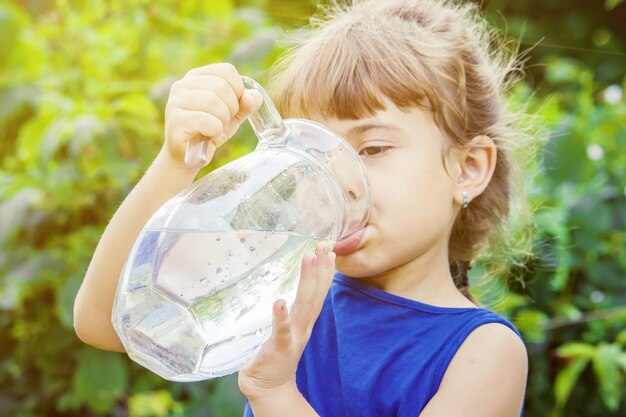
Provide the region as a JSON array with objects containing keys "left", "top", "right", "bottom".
[
  {"left": 73, "top": 151, "right": 197, "bottom": 351},
  {"left": 419, "top": 323, "right": 528, "bottom": 417},
  {"left": 73, "top": 63, "right": 261, "bottom": 351}
]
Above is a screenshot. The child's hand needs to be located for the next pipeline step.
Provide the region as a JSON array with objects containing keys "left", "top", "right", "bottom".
[
  {"left": 162, "top": 63, "right": 262, "bottom": 169},
  {"left": 238, "top": 243, "right": 336, "bottom": 402}
]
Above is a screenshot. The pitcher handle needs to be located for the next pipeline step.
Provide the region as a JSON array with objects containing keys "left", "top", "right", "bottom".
[{"left": 184, "top": 75, "right": 287, "bottom": 170}]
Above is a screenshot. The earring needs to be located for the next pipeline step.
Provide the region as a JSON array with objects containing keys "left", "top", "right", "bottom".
[{"left": 462, "top": 191, "right": 469, "bottom": 208}]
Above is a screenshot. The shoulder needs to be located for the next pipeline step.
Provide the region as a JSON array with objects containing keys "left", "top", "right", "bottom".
[
  {"left": 421, "top": 322, "right": 528, "bottom": 417},
  {"left": 454, "top": 321, "right": 528, "bottom": 374}
]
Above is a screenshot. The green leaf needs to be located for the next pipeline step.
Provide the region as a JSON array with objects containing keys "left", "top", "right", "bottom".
[
  {"left": 554, "top": 357, "right": 589, "bottom": 410},
  {"left": 556, "top": 342, "right": 596, "bottom": 359},
  {"left": 129, "top": 390, "right": 183, "bottom": 417},
  {"left": 545, "top": 57, "right": 586, "bottom": 85},
  {"left": 605, "top": 0, "right": 625, "bottom": 10},
  {"left": 592, "top": 343, "right": 623, "bottom": 411},
  {"left": 0, "top": 2, "right": 29, "bottom": 58},
  {"left": 71, "top": 347, "right": 128, "bottom": 414},
  {"left": 513, "top": 310, "right": 548, "bottom": 343}
]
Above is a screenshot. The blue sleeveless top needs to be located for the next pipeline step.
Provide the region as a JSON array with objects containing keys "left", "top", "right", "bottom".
[{"left": 243, "top": 272, "right": 524, "bottom": 417}]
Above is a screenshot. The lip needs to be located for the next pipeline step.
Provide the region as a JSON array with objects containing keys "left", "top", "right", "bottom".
[{"left": 332, "top": 227, "right": 366, "bottom": 256}]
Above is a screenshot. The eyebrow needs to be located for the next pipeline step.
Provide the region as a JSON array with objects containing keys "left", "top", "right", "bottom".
[{"left": 346, "top": 122, "right": 404, "bottom": 137}]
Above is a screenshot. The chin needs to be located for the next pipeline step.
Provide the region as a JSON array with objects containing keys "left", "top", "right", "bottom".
[{"left": 334, "top": 253, "right": 386, "bottom": 278}]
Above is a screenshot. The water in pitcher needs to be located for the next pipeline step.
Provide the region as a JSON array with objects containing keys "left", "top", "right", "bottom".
[
  {"left": 112, "top": 77, "right": 370, "bottom": 381},
  {"left": 114, "top": 227, "right": 327, "bottom": 381}
]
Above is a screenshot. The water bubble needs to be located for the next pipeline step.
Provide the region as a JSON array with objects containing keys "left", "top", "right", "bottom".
[
  {"left": 250, "top": 246, "right": 256, "bottom": 252},
  {"left": 255, "top": 328, "right": 266, "bottom": 337},
  {"left": 240, "top": 237, "right": 247, "bottom": 244},
  {"left": 244, "top": 262, "right": 249, "bottom": 266},
  {"left": 200, "top": 277, "right": 208, "bottom": 284},
  {"left": 216, "top": 237, "right": 221, "bottom": 242},
  {"left": 216, "top": 267, "right": 223, "bottom": 274}
]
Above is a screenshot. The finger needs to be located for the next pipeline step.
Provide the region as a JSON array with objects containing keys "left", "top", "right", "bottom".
[
  {"left": 306, "top": 244, "right": 335, "bottom": 335},
  {"left": 225, "top": 90, "right": 263, "bottom": 138},
  {"left": 269, "top": 299, "right": 291, "bottom": 349},
  {"left": 175, "top": 75, "right": 240, "bottom": 118},
  {"left": 289, "top": 252, "right": 319, "bottom": 336},
  {"left": 170, "top": 109, "right": 224, "bottom": 143},
  {"left": 185, "top": 63, "right": 244, "bottom": 99},
  {"left": 172, "top": 90, "right": 232, "bottom": 130},
  {"left": 315, "top": 242, "right": 336, "bottom": 288}
]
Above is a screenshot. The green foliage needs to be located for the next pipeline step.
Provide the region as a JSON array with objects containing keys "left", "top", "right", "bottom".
[
  {"left": 1, "top": 0, "right": 625, "bottom": 416},
  {"left": 128, "top": 390, "right": 183, "bottom": 417},
  {"left": 69, "top": 348, "right": 129, "bottom": 413},
  {"left": 468, "top": 2, "right": 626, "bottom": 416},
  {"left": 0, "top": 0, "right": 279, "bottom": 415},
  {"left": 479, "top": 57, "right": 626, "bottom": 416}
]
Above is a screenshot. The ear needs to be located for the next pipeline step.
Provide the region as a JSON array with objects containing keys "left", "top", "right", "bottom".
[{"left": 451, "top": 135, "right": 497, "bottom": 208}]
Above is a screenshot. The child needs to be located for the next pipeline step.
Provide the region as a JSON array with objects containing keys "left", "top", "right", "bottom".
[{"left": 74, "top": 0, "right": 531, "bottom": 416}]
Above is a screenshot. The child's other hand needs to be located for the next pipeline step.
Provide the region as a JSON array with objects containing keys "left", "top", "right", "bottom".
[
  {"left": 162, "top": 63, "right": 262, "bottom": 169},
  {"left": 238, "top": 243, "right": 336, "bottom": 402}
]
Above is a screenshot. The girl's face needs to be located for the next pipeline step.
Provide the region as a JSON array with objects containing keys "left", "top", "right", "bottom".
[{"left": 314, "top": 99, "right": 459, "bottom": 287}]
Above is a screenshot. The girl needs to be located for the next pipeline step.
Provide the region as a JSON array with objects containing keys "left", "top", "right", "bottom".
[{"left": 74, "top": 0, "right": 531, "bottom": 416}]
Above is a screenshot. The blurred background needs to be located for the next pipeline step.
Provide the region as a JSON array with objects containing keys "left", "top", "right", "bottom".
[{"left": 0, "top": 0, "right": 625, "bottom": 416}]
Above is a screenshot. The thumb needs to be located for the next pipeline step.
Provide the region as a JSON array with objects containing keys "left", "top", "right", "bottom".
[
  {"left": 238, "top": 89, "right": 263, "bottom": 118},
  {"left": 224, "top": 89, "right": 263, "bottom": 139}
]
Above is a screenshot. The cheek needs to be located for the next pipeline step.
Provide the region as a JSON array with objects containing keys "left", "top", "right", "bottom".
[{"left": 367, "top": 157, "right": 455, "bottom": 228}]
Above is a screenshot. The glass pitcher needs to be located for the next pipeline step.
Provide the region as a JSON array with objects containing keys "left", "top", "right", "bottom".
[{"left": 111, "top": 76, "right": 371, "bottom": 382}]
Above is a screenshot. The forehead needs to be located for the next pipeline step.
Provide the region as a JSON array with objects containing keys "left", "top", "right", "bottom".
[{"left": 311, "top": 99, "right": 441, "bottom": 143}]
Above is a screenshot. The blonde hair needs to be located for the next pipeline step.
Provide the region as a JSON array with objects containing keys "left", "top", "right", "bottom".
[{"left": 269, "top": 0, "right": 537, "bottom": 301}]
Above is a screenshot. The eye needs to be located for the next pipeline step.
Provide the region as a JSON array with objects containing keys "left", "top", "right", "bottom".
[{"left": 359, "top": 146, "right": 390, "bottom": 157}]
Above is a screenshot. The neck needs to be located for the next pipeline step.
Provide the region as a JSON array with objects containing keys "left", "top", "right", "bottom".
[{"left": 358, "top": 242, "right": 476, "bottom": 308}]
